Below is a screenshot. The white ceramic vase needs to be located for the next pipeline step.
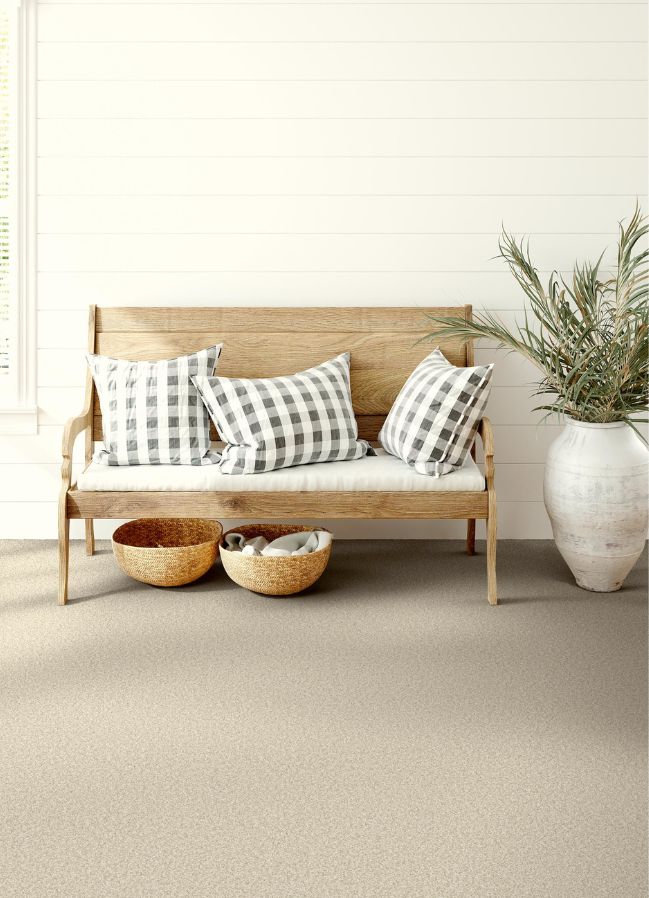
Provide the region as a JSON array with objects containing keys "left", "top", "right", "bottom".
[{"left": 544, "top": 420, "right": 649, "bottom": 592}]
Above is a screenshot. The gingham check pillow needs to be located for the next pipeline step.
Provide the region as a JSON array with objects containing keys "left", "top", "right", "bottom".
[
  {"left": 192, "top": 352, "right": 373, "bottom": 474},
  {"left": 87, "top": 345, "right": 222, "bottom": 466},
  {"left": 379, "top": 348, "right": 493, "bottom": 476}
]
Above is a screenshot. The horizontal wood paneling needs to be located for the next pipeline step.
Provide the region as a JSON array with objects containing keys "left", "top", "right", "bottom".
[
  {"left": 37, "top": 234, "right": 621, "bottom": 273},
  {"left": 1, "top": 463, "right": 84, "bottom": 502},
  {"left": 38, "top": 349, "right": 88, "bottom": 386},
  {"left": 38, "top": 157, "right": 649, "bottom": 197},
  {"left": 38, "top": 118, "right": 647, "bottom": 158},
  {"left": 3, "top": 0, "right": 644, "bottom": 540},
  {"left": 36, "top": 0, "right": 642, "bottom": 6},
  {"left": 38, "top": 4, "right": 647, "bottom": 43},
  {"left": 39, "top": 385, "right": 91, "bottom": 425},
  {"left": 38, "top": 41, "right": 645, "bottom": 81},
  {"left": 0, "top": 429, "right": 84, "bottom": 464},
  {"left": 32, "top": 270, "right": 636, "bottom": 312},
  {"left": 39, "top": 195, "right": 646, "bottom": 236},
  {"left": 37, "top": 80, "right": 649, "bottom": 121}
]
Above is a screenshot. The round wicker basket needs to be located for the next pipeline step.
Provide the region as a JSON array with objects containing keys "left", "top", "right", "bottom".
[
  {"left": 112, "top": 518, "right": 223, "bottom": 587},
  {"left": 219, "top": 524, "right": 332, "bottom": 596}
]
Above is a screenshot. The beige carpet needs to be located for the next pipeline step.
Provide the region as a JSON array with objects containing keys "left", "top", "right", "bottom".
[{"left": 0, "top": 539, "right": 646, "bottom": 898}]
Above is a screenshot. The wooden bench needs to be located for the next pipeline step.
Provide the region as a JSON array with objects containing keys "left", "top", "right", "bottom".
[{"left": 59, "top": 305, "right": 497, "bottom": 605}]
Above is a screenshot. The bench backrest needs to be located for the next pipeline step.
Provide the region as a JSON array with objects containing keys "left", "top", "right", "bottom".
[{"left": 89, "top": 306, "right": 472, "bottom": 444}]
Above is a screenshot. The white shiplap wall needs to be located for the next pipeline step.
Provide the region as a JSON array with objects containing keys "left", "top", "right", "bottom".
[{"left": 0, "top": 0, "right": 647, "bottom": 539}]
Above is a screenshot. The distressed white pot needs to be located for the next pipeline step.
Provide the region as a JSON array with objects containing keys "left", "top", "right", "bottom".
[{"left": 544, "top": 420, "right": 649, "bottom": 592}]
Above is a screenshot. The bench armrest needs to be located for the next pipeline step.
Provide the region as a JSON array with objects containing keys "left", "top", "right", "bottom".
[
  {"left": 61, "top": 405, "right": 92, "bottom": 490},
  {"left": 477, "top": 417, "right": 495, "bottom": 489}
]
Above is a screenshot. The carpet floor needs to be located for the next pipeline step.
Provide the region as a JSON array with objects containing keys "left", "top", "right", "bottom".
[{"left": 0, "top": 539, "right": 646, "bottom": 898}]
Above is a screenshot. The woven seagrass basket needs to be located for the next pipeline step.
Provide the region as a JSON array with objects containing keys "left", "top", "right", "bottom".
[
  {"left": 220, "top": 524, "right": 332, "bottom": 596},
  {"left": 112, "top": 518, "right": 223, "bottom": 587}
]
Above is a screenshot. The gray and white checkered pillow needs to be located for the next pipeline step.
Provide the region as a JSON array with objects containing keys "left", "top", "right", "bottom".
[
  {"left": 87, "top": 345, "right": 222, "bottom": 466},
  {"left": 192, "top": 352, "right": 373, "bottom": 474},
  {"left": 379, "top": 348, "right": 493, "bottom": 476}
]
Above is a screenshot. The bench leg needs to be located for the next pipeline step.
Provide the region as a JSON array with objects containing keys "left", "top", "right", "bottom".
[
  {"left": 58, "top": 509, "right": 70, "bottom": 606},
  {"left": 487, "top": 494, "right": 497, "bottom": 606},
  {"left": 466, "top": 519, "right": 476, "bottom": 555},
  {"left": 85, "top": 519, "right": 95, "bottom": 556}
]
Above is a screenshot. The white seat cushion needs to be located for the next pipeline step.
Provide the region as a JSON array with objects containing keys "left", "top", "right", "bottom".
[{"left": 76, "top": 448, "right": 484, "bottom": 492}]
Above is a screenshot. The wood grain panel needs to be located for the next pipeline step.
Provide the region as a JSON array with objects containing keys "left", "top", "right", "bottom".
[
  {"left": 41, "top": 309, "right": 436, "bottom": 350},
  {"left": 94, "top": 332, "right": 464, "bottom": 369},
  {"left": 89, "top": 306, "right": 465, "bottom": 438},
  {"left": 91, "top": 306, "right": 468, "bottom": 439},
  {"left": 95, "top": 306, "right": 465, "bottom": 334},
  {"left": 67, "top": 489, "right": 489, "bottom": 521}
]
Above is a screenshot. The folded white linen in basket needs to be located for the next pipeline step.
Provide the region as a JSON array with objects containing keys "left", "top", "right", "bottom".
[{"left": 224, "top": 530, "right": 331, "bottom": 557}]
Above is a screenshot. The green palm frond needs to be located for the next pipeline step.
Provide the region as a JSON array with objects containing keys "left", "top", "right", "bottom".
[{"left": 423, "top": 205, "right": 649, "bottom": 432}]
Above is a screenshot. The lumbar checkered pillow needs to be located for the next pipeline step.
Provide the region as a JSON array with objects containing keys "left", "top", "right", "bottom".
[
  {"left": 87, "top": 345, "right": 222, "bottom": 466},
  {"left": 192, "top": 352, "right": 373, "bottom": 474},
  {"left": 379, "top": 348, "right": 493, "bottom": 476}
]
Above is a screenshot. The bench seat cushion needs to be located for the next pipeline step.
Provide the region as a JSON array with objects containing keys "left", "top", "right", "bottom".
[{"left": 76, "top": 448, "right": 485, "bottom": 492}]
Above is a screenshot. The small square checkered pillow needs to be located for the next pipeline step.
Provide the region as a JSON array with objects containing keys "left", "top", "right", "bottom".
[
  {"left": 87, "top": 345, "right": 222, "bottom": 466},
  {"left": 192, "top": 352, "right": 373, "bottom": 474},
  {"left": 379, "top": 348, "right": 493, "bottom": 476}
]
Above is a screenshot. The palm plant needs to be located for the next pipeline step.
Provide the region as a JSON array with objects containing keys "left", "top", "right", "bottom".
[{"left": 424, "top": 206, "right": 649, "bottom": 436}]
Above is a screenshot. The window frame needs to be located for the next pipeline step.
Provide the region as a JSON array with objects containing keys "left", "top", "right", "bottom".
[{"left": 0, "top": 0, "right": 36, "bottom": 435}]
